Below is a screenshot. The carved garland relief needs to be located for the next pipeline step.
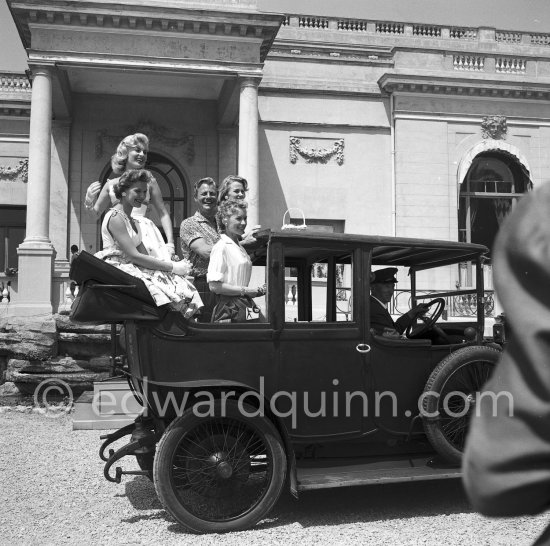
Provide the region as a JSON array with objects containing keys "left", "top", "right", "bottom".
[
  {"left": 289, "top": 137, "right": 344, "bottom": 165},
  {"left": 0, "top": 159, "right": 29, "bottom": 183},
  {"left": 95, "top": 120, "right": 195, "bottom": 162}
]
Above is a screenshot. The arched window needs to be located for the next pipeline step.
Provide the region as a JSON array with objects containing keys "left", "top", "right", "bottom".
[
  {"left": 458, "top": 152, "right": 531, "bottom": 287},
  {"left": 459, "top": 152, "right": 530, "bottom": 254},
  {"left": 145, "top": 152, "right": 188, "bottom": 250}
]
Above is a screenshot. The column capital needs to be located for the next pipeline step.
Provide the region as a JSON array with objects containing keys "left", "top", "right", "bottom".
[
  {"left": 27, "top": 64, "right": 55, "bottom": 78},
  {"left": 238, "top": 76, "right": 261, "bottom": 89}
]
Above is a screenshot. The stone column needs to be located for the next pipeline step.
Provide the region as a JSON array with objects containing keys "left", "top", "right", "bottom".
[
  {"left": 15, "top": 66, "right": 55, "bottom": 316},
  {"left": 238, "top": 77, "right": 260, "bottom": 227},
  {"left": 50, "top": 120, "right": 71, "bottom": 264}
]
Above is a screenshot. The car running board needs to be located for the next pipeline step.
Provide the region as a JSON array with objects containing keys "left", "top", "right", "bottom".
[{"left": 296, "top": 455, "right": 461, "bottom": 491}]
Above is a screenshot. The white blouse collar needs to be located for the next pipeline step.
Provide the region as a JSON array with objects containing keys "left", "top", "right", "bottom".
[{"left": 220, "top": 233, "right": 240, "bottom": 245}]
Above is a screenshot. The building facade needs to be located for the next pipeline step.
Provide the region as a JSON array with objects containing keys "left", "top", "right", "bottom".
[{"left": 1, "top": 0, "right": 549, "bottom": 317}]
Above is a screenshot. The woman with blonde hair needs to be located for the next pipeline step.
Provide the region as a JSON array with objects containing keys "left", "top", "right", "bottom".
[
  {"left": 217, "top": 174, "right": 262, "bottom": 243},
  {"left": 84, "top": 133, "right": 177, "bottom": 261},
  {"left": 207, "top": 199, "right": 265, "bottom": 322},
  {"left": 217, "top": 175, "right": 248, "bottom": 204}
]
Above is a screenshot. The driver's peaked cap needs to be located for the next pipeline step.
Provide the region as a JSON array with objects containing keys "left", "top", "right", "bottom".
[{"left": 371, "top": 267, "right": 398, "bottom": 284}]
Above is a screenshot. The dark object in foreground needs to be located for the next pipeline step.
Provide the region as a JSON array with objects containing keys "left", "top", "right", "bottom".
[
  {"left": 71, "top": 229, "right": 501, "bottom": 534},
  {"left": 463, "top": 183, "right": 550, "bottom": 545}
]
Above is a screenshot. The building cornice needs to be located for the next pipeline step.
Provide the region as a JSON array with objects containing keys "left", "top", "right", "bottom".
[
  {"left": 26, "top": 51, "right": 265, "bottom": 79},
  {"left": 378, "top": 73, "right": 550, "bottom": 101},
  {"left": 9, "top": 0, "right": 284, "bottom": 62}
]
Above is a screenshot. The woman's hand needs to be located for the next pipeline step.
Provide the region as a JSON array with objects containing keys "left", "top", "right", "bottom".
[
  {"left": 85, "top": 181, "right": 101, "bottom": 209},
  {"left": 255, "top": 283, "right": 267, "bottom": 297},
  {"left": 241, "top": 225, "right": 262, "bottom": 248},
  {"left": 172, "top": 260, "right": 190, "bottom": 276},
  {"left": 165, "top": 242, "right": 179, "bottom": 260}
]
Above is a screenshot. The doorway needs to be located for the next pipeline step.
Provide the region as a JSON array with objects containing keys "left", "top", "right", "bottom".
[{"left": 458, "top": 151, "right": 531, "bottom": 286}]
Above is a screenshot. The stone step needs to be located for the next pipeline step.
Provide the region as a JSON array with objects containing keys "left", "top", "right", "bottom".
[
  {"left": 55, "top": 314, "right": 120, "bottom": 334},
  {"left": 72, "top": 379, "right": 143, "bottom": 430},
  {"left": 0, "top": 316, "right": 57, "bottom": 360},
  {"left": 6, "top": 356, "right": 111, "bottom": 395},
  {"left": 58, "top": 332, "right": 114, "bottom": 359}
]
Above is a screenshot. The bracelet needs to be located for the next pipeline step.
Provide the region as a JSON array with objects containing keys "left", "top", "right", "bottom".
[
  {"left": 84, "top": 201, "right": 94, "bottom": 211},
  {"left": 240, "top": 286, "right": 246, "bottom": 297},
  {"left": 166, "top": 242, "right": 175, "bottom": 251}
]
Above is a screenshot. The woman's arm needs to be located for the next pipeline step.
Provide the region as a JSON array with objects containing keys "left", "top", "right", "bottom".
[
  {"left": 107, "top": 213, "right": 174, "bottom": 272},
  {"left": 84, "top": 180, "right": 113, "bottom": 218},
  {"left": 149, "top": 177, "right": 175, "bottom": 248},
  {"left": 208, "top": 281, "right": 263, "bottom": 298}
]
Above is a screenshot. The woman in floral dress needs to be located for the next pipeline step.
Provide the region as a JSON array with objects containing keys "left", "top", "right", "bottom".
[{"left": 95, "top": 169, "right": 202, "bottom": 318}]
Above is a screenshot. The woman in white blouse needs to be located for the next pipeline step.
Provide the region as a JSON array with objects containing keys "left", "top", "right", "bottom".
[{"left": 207, "top": 199, "right": 266, "bottom": 322}]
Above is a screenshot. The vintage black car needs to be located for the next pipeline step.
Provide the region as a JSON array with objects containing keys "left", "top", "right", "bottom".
[{"left": 70, "top": 229, "right": 500, "bottom": 533}]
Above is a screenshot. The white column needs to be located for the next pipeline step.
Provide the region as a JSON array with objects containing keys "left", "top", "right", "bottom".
[
  {"left": 15, "top": 66, "right": 55, "bottom": 316},
  {"left": 238, "top": 77, "right": 260, "bottom": 227}
]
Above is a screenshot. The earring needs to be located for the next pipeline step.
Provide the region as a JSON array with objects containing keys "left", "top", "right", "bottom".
[{"left": 122, "top": 192, "right": 126, "bottom": 196}]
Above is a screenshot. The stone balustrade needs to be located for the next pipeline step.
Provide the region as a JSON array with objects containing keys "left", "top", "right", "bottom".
[
  {"left": 496, "top": 57, "right": 527, "bottom": 74},
  {"left": 279, "top": 14, "right": 550, "bottom": 51},
  {"left": 0, "top": 281, "right": 12, "bottom": 305},
  {"left": 0, "top": 73, "right": 31, "bottom": 94},
  {"left": 453, "top": 55, "right": 485, "bottom": 71},
  {"left": 275, "top": 15, "right": 546, "bottom": 82}
]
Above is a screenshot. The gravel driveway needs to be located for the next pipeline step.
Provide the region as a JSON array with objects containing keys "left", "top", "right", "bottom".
[{"left": 1, "top": 409, "right": 548, "bottom": 545}]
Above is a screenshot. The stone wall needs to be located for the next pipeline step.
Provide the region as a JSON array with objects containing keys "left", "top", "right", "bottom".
[{"left": 0, "top": 313, "right": 114, "bottom": 397}]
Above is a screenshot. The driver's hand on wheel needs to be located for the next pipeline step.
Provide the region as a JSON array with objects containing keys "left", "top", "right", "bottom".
[{"left": 407, "top": 303, "right": 430, "bottom": 319}]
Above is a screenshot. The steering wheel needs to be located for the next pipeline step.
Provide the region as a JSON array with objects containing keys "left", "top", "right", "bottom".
[{"left": 405, "top": 298, "right": 447, "bottom": 340}]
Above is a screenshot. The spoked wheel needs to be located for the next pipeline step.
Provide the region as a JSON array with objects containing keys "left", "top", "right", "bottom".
[
  {"left": 422, "top": 346, "right": 500, "bottom": 465},
  {"left": 154, "top": 400, "right": 286, "bottom": 533}
]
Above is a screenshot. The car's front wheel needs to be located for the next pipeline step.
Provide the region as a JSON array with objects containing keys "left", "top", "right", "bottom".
[
  {"left": 153, "top": 399, "right": 286, "bottom": 533},
  {"left": 422, "top": 345, "right": 500, "bottom": 465}
]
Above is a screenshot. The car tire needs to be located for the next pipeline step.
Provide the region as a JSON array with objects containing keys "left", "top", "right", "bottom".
[
  {"left": 422, "top": 345, "right": 500, "bottom": 465},
  {"left": 153, "top": 399, "right": 286, "bottom": 533}
]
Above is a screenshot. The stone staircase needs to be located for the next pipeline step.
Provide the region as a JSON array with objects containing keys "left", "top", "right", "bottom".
[
  {"left": 0, "top": 313, "right": 142, "bottom": 430},
  {"left": 0, "top": 313, "right": 117, "bottom": 397}
]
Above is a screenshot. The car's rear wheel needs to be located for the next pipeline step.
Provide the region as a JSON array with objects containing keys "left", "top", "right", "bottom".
[
  {"left": 422, "top": 346, "right": 500, "bottom": 465},
  {"left": 153, "top": 399, "right": 286, "bottom": 533}
]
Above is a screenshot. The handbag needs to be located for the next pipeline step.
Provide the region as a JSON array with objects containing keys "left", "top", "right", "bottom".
[{"left": 211, "top": 295, "right": 262, "bottom": 323}]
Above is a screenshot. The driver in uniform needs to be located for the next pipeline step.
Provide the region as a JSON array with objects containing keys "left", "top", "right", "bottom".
[{"left": 369, "top": 267, "right": 430, "bottom": 338}]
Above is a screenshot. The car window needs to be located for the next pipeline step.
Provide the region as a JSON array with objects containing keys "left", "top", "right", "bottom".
[{"left": 285, "top": 252, "right": 354, "bottom": 324}]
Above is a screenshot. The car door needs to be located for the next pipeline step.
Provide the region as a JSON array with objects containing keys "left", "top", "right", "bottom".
[
  {"left": 365, "top": 258, "right": 434, "bottom": 435},
  {"left": 273, "top": 244, "right": 370, "bottom": 440}
]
